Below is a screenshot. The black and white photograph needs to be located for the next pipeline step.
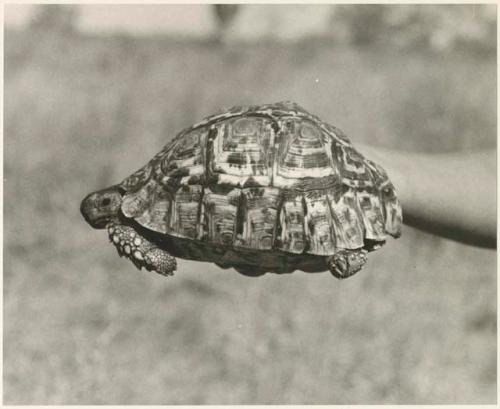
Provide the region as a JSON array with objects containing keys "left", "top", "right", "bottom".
[{"left": 4, "top": 3, "right": 497, "bottom": 404}]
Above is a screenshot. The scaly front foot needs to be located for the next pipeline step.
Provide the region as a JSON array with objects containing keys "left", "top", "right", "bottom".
[{"left": 107, "top": 222, "right": 177, "bottom": 277}]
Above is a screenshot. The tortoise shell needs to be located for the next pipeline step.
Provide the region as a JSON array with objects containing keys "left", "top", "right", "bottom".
[{"left": 116, "top": 101, "right": 401, "bottom": 273}]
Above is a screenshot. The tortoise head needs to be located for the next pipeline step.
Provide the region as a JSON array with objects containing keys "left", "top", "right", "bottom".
[{"left": 80, "top": 185, "right": 124, "bottom": 229}]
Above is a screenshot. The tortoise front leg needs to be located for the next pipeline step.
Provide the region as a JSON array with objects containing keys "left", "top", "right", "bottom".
[
  {"left": 107, "top": 222, "right": 177, "bottom": 277},
  {"left": 327, "top": 249, "right": 367, "bottom": 279}
]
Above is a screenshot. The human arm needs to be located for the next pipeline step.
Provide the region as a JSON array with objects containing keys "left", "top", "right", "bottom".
[{"left": 356, "top": 145, "right": 496, "bottom": 249}]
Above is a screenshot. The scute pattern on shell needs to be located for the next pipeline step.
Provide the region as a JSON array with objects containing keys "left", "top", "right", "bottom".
[{"left": 119, "top": 101, "right": 402, "bottom": 257}]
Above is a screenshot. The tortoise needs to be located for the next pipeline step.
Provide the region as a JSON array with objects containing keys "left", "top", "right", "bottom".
[{"left": 81, "top": 101, "right": 402, "bottom": 279}]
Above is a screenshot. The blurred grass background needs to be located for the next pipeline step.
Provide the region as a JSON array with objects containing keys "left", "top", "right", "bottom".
[{"left": 4, "top": 4, "right": 497, "bottom": 404}]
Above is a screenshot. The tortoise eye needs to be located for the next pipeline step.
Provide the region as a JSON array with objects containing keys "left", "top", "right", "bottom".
[{"left": 101, "top": 198, "right": 111, "bottom": 206}]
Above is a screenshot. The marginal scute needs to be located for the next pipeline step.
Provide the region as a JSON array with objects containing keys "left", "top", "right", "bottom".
[
  {"left": 327, "top": 186, "right": 365, "bottom": 249},
  {"left": 235, "top": 187, "right": 281, "bottom": 250},
  {"left": 121, "top": 179, "right": 158, "bottom": 218},
  {"left": 381, "top": 186, "right": 403, "bottom": 238},
  {"left": 201, "top": 187, "right": 240, "bottom": 246},
  {"left": 356, "top": 189, "right": 387, "bottom": 241},
  {"left": 276, "top": 192, "right": 305, "bottom": 254},
  {"left": 303, "top": 190, "right": 336, "bottom": 255},
  {"left": 134, "top": 186, "right": 172, "bottom": 234},
  {"left": 169, "top": 185, "right": 203, "bottom": 239}
]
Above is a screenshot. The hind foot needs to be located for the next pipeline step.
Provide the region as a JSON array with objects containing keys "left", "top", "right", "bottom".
[{"left": 328, "top": 249, "right": 367, "bottom": 279}]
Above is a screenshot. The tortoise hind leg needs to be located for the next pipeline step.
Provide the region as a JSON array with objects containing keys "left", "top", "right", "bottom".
[{"left": 327, "top": 249, "right": 367, "bottom": 279}]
